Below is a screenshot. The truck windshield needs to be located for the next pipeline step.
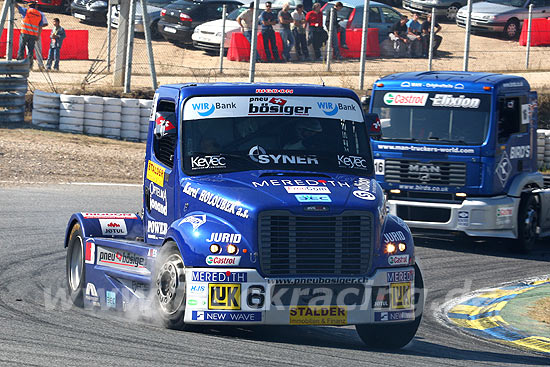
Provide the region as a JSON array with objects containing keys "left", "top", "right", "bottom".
[
  {"left": 182, "top": 117, "right": 373, "bottom": 175},
  {"left": 371, "top": 91, "right": 491, "bottom": 145}
]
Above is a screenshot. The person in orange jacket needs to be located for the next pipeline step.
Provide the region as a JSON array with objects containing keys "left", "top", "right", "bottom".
[{"left": 16, "top": 2, "right": 48, "bottom": 69}]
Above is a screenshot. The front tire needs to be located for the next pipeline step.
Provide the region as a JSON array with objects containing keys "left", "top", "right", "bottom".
[
  {"left": 504, "top": 19, "right": 520, "bottom": 39},
  {"left": 514, "top": 194, "right": 538, "bottom": 253},
  {"left": 66, "top": 223, "right": 85, "bottom": 307},
  {"left": 153, "top": 241, "right": 188, "bottom": 329},
  {"left": 356, "top": 263, "right": 424, "bottom": 349}
]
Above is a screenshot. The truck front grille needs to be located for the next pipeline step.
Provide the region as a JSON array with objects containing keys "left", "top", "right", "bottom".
[
  {"left": 258, "top": 211, "right": 373, "bottom": 276},
  {"left": 385, "top": 159, "right": 466, "bottom": 186}
]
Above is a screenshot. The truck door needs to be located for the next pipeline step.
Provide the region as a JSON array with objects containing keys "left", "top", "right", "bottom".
[
  {"left": 145, "top": 99, "right": 178, "bottom": 244},
  {"left": 494, "top": 94, "right": 532, "bottom": 192}
]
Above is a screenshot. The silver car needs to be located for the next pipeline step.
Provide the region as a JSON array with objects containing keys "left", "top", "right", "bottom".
[
  {"left": 456, "top": 0, "right": 550, "bottom": 39},
  {"left": 402, "top": 0, "right": 469, "bottom": 21},
  {"left": 110, "top": 0, "right": 178, "bottom": 39}
]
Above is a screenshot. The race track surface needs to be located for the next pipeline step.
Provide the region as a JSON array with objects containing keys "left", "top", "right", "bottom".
[{"left": 1, "top": 184, "right": 550, "bottom": 366}]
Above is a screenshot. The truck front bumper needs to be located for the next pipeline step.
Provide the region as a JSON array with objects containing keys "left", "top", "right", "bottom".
[
  {"left": 387, "top": 195, "right": 520, "bottom": 239},
  {"left": 182, "top": 267, "right": 419, "bottom": 325}
]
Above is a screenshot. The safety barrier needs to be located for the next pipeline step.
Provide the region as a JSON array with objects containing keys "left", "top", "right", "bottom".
[
  {"left": 0, "top": 60, "right": 28, "bottom": 123},
  {"left": 0, "top": 29, "right": 89, "bottom": 60},
  {"left": 537, "top": 129, "right": 550, "bottom": 169},
  {"left": 32, "top": 90, "right": 60, "bottom": 129}
]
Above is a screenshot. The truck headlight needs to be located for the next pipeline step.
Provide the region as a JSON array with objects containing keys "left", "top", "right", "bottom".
[
  {"left": 385, "top": 243, "right": 396, "bottom": 254},
  {"left": 227, "top": 244, "right": 239, "bottom": 255},
  {"left": 398, "top": 242, "right": 406, "bottom": 252},
  {"left": 209, "top": 244, "right": 221, "bottom": 254}
]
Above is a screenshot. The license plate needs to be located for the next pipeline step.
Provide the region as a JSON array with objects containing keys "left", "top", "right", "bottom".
[
  {"left": 208, "top": 284, "right": 240, "bottom": 310},
  {"left": 390, "top": 282, "right": 412, "bottom": 309},
  {"left": 289, "top": 306, "right": 347, "bottom": 325},
  {"left": 164, "top": 26, "right": 177, "bottom": 34},
  {"left": 74, "top": 13, "right": 86, "bottom": 20}
]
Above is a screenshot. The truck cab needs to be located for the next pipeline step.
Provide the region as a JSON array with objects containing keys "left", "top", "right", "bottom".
[
  {"left": 368, "top": 71, "right": 550, "bottom": 252},
  {"left": 65, "top": 83, "right": 425, "bottom": 349}
]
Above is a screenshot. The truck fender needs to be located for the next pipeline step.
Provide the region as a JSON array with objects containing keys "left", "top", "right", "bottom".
[
  {"left": 506, "top": 172, "right": 544, "bottom": 197},
  {"left": 64, "top": 212, "right": 144, "bottom": 248},
  {"left": 377, "top": 214, "right": 415, "bottom": 267}
]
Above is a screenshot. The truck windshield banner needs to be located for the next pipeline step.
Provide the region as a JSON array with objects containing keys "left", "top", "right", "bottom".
[{"left": 183, "top": 96, "right": 364, "bottom": 122}]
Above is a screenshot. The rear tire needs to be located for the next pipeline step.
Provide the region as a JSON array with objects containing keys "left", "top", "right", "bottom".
[
  {"left": 356, "top": 263, "right": 424, "bottom": 349},
  {"left": 66, "top": 223, "right": 85, "bottom": 307},
  {"left": 514, "top": 195, "right": 538, "bottom": 253},
  {"left": 445, "top": 3, "right": 461, "bottom": 21}
]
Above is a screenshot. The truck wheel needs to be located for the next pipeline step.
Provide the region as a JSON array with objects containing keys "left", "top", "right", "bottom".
[
  {"left": 66, "top": 223, "right": 85, "bottom": 307},
  {"left": 356, "top": 263, "right": 424, "bottom": 349},
  {"left": 153, "top": 241, "right": 188, "bottom": 329},
  {"left": 503, "top": 19, "right": 520, "bottom": 39},
  {"left": 515, "top": 195, "right": 538, "bottom": 253}
]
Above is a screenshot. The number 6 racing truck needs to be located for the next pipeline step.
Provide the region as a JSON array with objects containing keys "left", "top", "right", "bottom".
[{"left": 64, "top": 83, "right": 424, "bottom": 349}]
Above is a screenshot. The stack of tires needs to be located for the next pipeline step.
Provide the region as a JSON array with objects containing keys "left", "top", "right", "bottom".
[
  {"left": 59, "top": 95, "right": 85, "bottom": 133},
  {"left": 83, "top": 95, "right": 104, "bottom": 136},
  {"left": 120, "top": 98, "right": 141, "bottom": 141},
  {"left": 537, "top": 129, "right": 546, "bottom": 169},
  {"left": 103, "top": 97, "right": 122, "bottom": 139},
  {"left": 32, "top": 90, "right": 60, "bottom": 129},
  {"left": 545, "top": 130, "right": 550, "bottom": 170},
  {"left": 139, "top": 99, "right": 152, "bottom": 142}
]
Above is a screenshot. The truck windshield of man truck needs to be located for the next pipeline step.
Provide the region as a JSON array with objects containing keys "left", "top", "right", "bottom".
[{"left": 371, "top": 91, "right": 491, "bottom": 145}]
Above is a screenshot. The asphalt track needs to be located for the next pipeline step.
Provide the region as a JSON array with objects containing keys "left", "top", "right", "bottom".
[{"left": 1, "top": 183, "right": 550, "bottom": 367}]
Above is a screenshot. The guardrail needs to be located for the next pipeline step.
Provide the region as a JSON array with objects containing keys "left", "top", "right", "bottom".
[{"left": 0, "top": 60, "right": 29, "bottom": 123}]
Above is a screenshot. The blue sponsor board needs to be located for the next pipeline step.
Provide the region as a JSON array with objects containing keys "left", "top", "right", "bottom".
[
  {"left": 191, "top": 271, "right": 247, "bottom": 283},
  {"left": 386, "top": 270, "right": 414, "bottom": 283},
  {"left": 192, "top": 311, "right": 262, "bottom": 322},
  {"left": 374, "top": 310, "right": 414, "bottom": 322},
  {"left": 295, "top": 194, "right": 332, "bottom": 203}
]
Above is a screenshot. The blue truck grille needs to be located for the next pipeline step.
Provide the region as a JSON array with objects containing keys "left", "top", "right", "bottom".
[
  {"left": 384, "top": 159, "right": 466, "bottom": 186},
  {"left": 258, "top": 211, "right": 373, "bottom": 276}
]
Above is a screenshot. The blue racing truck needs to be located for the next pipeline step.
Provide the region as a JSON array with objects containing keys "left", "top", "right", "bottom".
[
  {"left": 64, "top": 83, "right": 425, "bottom": 349},
  {"left": 366, "top": 71, "right": 550, "bottom": 252}
]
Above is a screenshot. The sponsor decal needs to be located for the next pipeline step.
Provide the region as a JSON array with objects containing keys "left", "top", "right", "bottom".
[
  {"left": 374, "top": 159, "right": 385, "bottom": 175},
  {"left": 267, "top": 277, "right": 368, "bottom": 285},
  {"left": 106, "top": 290, "right": 116, "bottom": 308},
  {"left": 458, "top": 211, "right": 469, "bottom": 227},
  {"left": 99, "top": 219, "right": 128, "bottom": 236},
  {"left": 430, "top": 94, "right": 481, "bottom": 108},
  {"left": 521, "top": 104, "right": 529, "bottom": 124},
  {"left": 354, "top": 177, "right": 372, "bottom": 192},
  {"left": 147, "top": 220, "right": 168, "bottom": 235},
  {"left": 502, "top": 81, "right": 524, "bottom": 88},
  {"left": 191, "top": 155, "right": 226, "bottom": 170},
  {"left": 85, "top": 283, "right": 99, "bottom": 306},
  {"left": 183, "top": 183, "right": 249, "bottom": 219},
  {"left": 377, "top": 144, "right": 475, "bottom": 155},
  {"left": 155, "top": 114, "right": 175, "bottom": 136},
  {"left": 387, "top": 270, "right": 414, "bottom": 283},
  {"left": 390, "top": 282, "right": 412, "bottom": 309},
  {"left": 191, "top": 102, "right": 215, "bottom": 116},
  {"left": 425, "top": 82, "right": 455, "bottom": 89},
  {"left": 97, "top": 246, "right": 147, "bottom": 271},
  {"left": 303, "top": 205, "right": 330, "bottom": 212},
  {"left": 388, "top": 254, "right": 409, "bottom": 266},
  {"left": 209, "top": 284, "right": 241, "bottom": 310},
  {"left": 206, "top": 233, "right": 242, "bottom": 244},
  {"left": 295, "top": 194, "right": 331, "bottom": 203},
  {"left": 192, "top": 271, "right": 248, "bottom": 283},
  {"left": 82, "top": 213, "right": 137, "bottom": 219},
  {"left": 383, "top": 92, "right": 429, "bottom": 106},
  {"left": 455, "top": 83, "right": 465, "bottom": 89},
  {"left": 192, "top": 310, "right": 262, "bottom": 322},
  {"left": 206, "top": 255, "right": 241, "bottom": 266},
  {"left": 147, "top": 248, "right": 158, "bottom": 258},
  {"left": 371, "top": 286, "right": 390, "bottom": 309},
  {"left": 150, "top": 197, "right": 167, "bottom": 216},
  {"left": 248, "top": 97, "right": 311, "bottom": 116},
  {"left": 286, "top": 186, "right": 331, "bottom": 194},
  {"left": 180, "top": 214, "right": 207, "bottom": 231},
  {"left": 510, "top": 145, "right": 530, "bottom": 159},
  {"left": 248, "top": 145, "right": 319, "bottom": 165},
  {"left": 188, "top": 299, "right": 207, "bottom": 307},
  {"left": 252, "top": 179, "right": 350, "bottom": 188},
  {"left": 146, "top": 160, "right": 165, "bottom": 187},
  {"left": 383, "top": 231, "right": 405, "bottom": 243},
  {"left": 189, "top": 284, "right": 207, "bottom": 297},
  {"left": 353, "top": 191, "right": 376, "bottom": 201},
  {"left": 496, "top": 151, "right": 512, "bottom": 186},
  {"left": 399, "top": 81, "right": 422, "bottom": 88},
  {"left": 408, "top": 163, "right": 441, "bottom": 183},
  {"left": 338, "top": 155, "right": 368, "bottom": 170},
  {"left": 289, "top": 306, "right": 347, "bottom": 325},
  {"left": 255, "top": 88, "right": 293, "bottom": 94},
  {"left": 374, "top": 310, "right": 414, "bottom": 322},
  {"left": 317, "top": 101, "right": 358, "bottom": 116},
  {"left": 497, "top": 207, "right": 513, "bottom": 217},
  {"left": 398, "top": 183, "right": 450, "bottom": 192},
  {"left": 149, "top": 182, "right": 166, "bottom": 201},
  {"left": 85, "top": 240, "right": 95, "bottom": 265}
]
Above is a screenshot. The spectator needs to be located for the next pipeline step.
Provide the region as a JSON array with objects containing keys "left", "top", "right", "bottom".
[
  {"left": 388, "top": 15, "right": 409, "bottom": 57},
  {"left": 278, "top": 3, "right": 294, "bottom": 62},
  {"left": 16, "top": 2, "right": 48, "bottom": 69},
  {"left": 237, "top": 2, "right": 260, "bottom": 61},
  {"left": 259, "top": 1, "right": 279, "bottom": 62},
  {"left": 421, "top": 14, "right": 442, "bottom": 58},
  {"left": 46, "top": 17, "right": 66, "bottom": 71},
  {"left": 325, "top": 1, "right": 348, "bottom": 60},
  {"left": 306, "top": 2, "right": 325, "bottom": 60},
  {"left": 291, "top": 4, "right": 309, "bottom": 61},
  {"left": 406, "top": 12, "right": 422, "bottom": 57}
]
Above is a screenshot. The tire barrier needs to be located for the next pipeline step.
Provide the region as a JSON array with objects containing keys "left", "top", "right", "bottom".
[
  {"left": 537, "top": 129, "right": 550, "bottom": 170},
  {"left": 103, "top": 97, "right": 122, "bottom": 139},
  {"left": 0, "top": 60, "right": 29, "bottom": 123},
  {"left": 32, "top": 90, "right": 60, "bottom": 129},
  {"left": 59, "top": 95, "right": 84, "bottom": 133},
  {"left": 84, "top": 96, "right": 104, "bottom": 136},
  {"left": 120, "top": 98, "right": 141, "bottom": 141},
  {"left": 139, "top": 99, "right": 153, "bottom": 142}
]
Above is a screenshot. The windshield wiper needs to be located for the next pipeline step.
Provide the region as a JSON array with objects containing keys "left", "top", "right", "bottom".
[{"left": 427, "top": 137, "right": 470, "bottom": 145}]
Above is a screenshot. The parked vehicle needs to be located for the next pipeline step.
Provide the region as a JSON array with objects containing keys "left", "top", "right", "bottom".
[
  {"left": 158, "top": 0, "right": 244, "bottom": 46},
  {"left": 71, "top": 0, "right": 109, "bottom": 24},
  {"left": 402, "top": 0, "right": 470, "bottom": 21},
  {"left": 192, "top": 6, "right": 247, "bottom": 52},
  {"left": 110, "top": 0, "right": 178, "bottom": 39},
  {"left": 22, "top": 0, "right": 72, "bottom": 14},
  {"left": 456, "top": 0, "right": 550, "bottom": 39}
]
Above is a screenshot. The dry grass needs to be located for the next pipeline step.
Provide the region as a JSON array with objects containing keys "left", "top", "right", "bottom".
[{"left": 527, "top": 297, "right": 550, "bottom": 324}]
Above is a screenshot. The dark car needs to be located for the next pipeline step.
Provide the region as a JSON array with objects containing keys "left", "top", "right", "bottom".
[
  {"left": 158, "top": 0, "right": 244, "bottom": 45},
  {"left": 71, "top": 0, "right": 109, "bottom": 25}
]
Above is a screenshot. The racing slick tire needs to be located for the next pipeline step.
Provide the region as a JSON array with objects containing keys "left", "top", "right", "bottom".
[
  {"left": 355, "top": 263, "right": 424, "bottom": 349},
  {"left": 512, "top": 194, "right": 538, "bottom": 253},
  {"left": 153, "top": 241, "right": 189, "bottom": 330},
  {"left": 66, "top": 224, "right": 85, "bottom": 307}
]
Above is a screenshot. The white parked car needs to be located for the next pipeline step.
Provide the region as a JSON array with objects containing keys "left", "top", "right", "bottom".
[{"left": 192, "top": 6, "right": 246, "bottom": 51}]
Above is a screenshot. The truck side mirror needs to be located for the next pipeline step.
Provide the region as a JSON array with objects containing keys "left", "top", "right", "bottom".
[
  {"left": 154, "top": 111, "right": 177, "bottom": 139},
  {"left": 360, "top": 95, "right": 371, "bottom": 114},
  {"left": 364, "top": 113, "right": 381, "bottom": 138}
]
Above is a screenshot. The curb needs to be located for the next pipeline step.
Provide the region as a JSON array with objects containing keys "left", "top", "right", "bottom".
[{"left": 446, "top": 278, "right": 550, "bottom": 355}]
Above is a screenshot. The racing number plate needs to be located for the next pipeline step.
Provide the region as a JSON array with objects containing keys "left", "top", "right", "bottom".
[
  {"left": 390, "top": 282, "right": 411, "bottom": 309},
  {"left": 208, "top": 283, "right": 241, "bottom": 310}
]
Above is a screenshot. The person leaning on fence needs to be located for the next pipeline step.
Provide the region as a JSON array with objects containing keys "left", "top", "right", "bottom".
[
  {"left": 16, "top": 2, "right": 48, "bottom": 69},
  {"left": 237, "top": 2, "right": 260, "bottom": 61},
  {"left": 421, "top": 13, "right": 442, "bottom": 58},
  {"left": 291, "top": 4, "right": 309, "bottom": 61},
  {"left": 278, "top": 3, "right": 295, "bottom": 62},
  {"left": 46, "top": 17, "right": 65, "bottom": 71},
  {"left": 259, "top": 1, "right": 279, "bottom": 62},
  {"left": 306, "top": 3, "right": 326, "bottom": 60},
  {"left": 388, "top": 15, "right": 409, "bottom": 58},
  {"left": 406, "top": 12, "right": 423, "bottom": 57},
  {"left": 325, "top": 1, "right": 348, "bottom": 60}
]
